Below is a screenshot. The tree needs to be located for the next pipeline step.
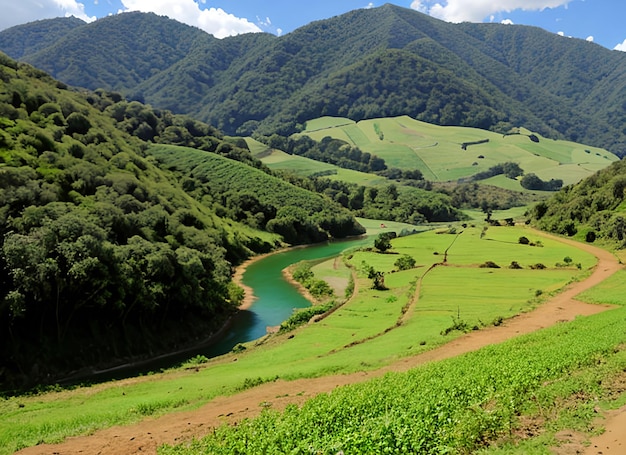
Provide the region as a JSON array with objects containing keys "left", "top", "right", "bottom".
[
  {"left": 374, "top": 232, "right": 396, "bottom": 252},
  {"left": 395, "top": 254, "right": 416, "bottom": 271}
]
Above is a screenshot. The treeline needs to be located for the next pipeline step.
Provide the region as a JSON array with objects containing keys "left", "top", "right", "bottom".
[
  {"left": 257, "top": 133, "right": 424, "bottom": 182},
  {"left": 437, "top": 182, "right": 542, "bottom": 212},
  {"left": 257, "top": 134, "right": 386, "bottom": 173},
  {"left": 530, "top": 159, "right": 626, "bottom": 244},
  {"left": 520, "top": 173, "right": 563, "bottom": 191},
  {"left": 470, "top": 161, "right": 562, "bottom": 192},
  {"left": 471, "top": 162, "right": 523, "bottom": 181},
  {"left": 278, "top": 173, "right": 463, "bottom": 224}
]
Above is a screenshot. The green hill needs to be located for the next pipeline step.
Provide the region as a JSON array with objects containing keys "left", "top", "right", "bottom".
[
  {"left": 0, "top": 53, "right": 361, "bottom": 390},
  {"left": 2, "top": 5, "right": 625, "bottom": 155},
  {"left": 300, "top": 116, "right": 618, "bottom": 187},
  {"left": 530, "top": 159, "right": 626, "bottom": 247}
]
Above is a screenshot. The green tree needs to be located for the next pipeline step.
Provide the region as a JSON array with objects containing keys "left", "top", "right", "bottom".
[{"left": 395, "top": 254, "right": 416, "bottom": 271}]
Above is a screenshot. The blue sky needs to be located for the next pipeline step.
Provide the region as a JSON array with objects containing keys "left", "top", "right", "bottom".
[{"left": 1, "top": 0, "right": 625, "bottom": 51}]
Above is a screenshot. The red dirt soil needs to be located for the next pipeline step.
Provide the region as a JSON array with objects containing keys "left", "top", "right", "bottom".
[{"left": 17, "top": 232, "right": 626, "bottom": 455}]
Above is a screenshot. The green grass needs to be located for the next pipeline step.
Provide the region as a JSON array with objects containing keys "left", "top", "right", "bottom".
[
  {"left": 159, "top": 307, "right": 626, "bottom": 454},
  {"left": 0, "top": 225, "right": 604, "bottom": 454},
  {"left": 302, "top": 115, "right": 618, "bottom": 189}
]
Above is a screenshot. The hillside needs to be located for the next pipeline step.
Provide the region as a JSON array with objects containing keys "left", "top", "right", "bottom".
[
  {"left": 2, "top": 5, "right": 625, "bottom": 155},
  {"left": 0, "top": 53, "right": 362, "bottom": 390},
  {"left": 299, "top": 116, "right": 618, "bottom": 187},
  {"left": 530, "top": 158, "right": 626, "bottom": 246}
]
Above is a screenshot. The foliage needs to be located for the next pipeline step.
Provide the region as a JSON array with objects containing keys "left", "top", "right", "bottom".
[
  {"left": 279, "top": 301, "right": 335, "bottom": 333},
  {"left": 374, "top": 232, "right": 395, "bottom": 252},
  {"left": 283, "top": 175, "right": 463, "bottom": 224},
  {"left": 256, "top": 133, "right": 387, "bottom": 173},
  {"left": 148, "top": 145, "right": 364, "bottom": 244},
  {"left": 472, "top": 162, "right": 523, "bottom": 181},
  {"left": 290, "top": 262, "right": 334, "bottom": 299},
  {"left": 530, "top": 159, "right": 626, "bottom": 246},
  {"left": 394, "top": 254, "right": 416, "bottom": 271},
  {"left": 520, "top": 173, "right": 564, "bottom": 191}
]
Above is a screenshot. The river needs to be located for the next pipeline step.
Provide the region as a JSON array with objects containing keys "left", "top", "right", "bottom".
[
  {"left": 68, "top": 236, "right": 371, "bottom": 384},
  {"left": 204, "top": 236, "right": 373, "bottom": 357}
]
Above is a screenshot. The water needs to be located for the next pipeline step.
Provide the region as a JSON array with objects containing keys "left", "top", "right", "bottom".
[{"left": 205, "top": 236, "right": 372, "bottom": 356}]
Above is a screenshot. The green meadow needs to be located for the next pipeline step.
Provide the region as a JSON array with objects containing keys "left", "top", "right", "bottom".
[
  {"left": 0, "top": 225, "right": 617, "bottom": 454},
  {"left": 301, "top": 116, "right": 618, "bottom": 188}
]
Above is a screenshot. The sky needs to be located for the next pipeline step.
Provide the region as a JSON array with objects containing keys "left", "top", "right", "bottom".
[{"left": 1, "top": 0, "right": 625, "bottom": 51}]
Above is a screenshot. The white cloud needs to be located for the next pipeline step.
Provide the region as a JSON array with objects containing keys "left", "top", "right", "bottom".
[
  {"left": 501, "top": 19, "right": 514, "bottom": 25},
  {"left": 557, "top": 31, "right": 565, "bottom": 36},
  {"left": 120, "top": 0, "right": 262, "bottom": 38},
  {"left": 585, "top": 35, "right": 594, "bottom": 42},
  {"left": 410, "top": 0, "right": 572, "bottom": 23},
  {"left": 0, "top": 0, "right": 95, "bottom": 31},
  {"left": 615, "top": 39, "right": 626, "bottom": 52}
]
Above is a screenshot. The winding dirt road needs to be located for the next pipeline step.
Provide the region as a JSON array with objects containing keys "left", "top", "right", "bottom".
[{"left": 18, "top": 231, "right": 624, "bottom": 455}]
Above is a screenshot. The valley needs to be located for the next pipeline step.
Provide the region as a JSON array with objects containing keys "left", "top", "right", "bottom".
[{"left": 1, "top": 4, "right": 626, "bottom": 453}]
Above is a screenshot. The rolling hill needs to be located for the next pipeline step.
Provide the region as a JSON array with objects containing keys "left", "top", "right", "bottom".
[
  {"left": 299, "top": 116, "right": 618, "bottom": 187},
  {"left": 1, "top": 4, "right": 625, "bottom": 156}
]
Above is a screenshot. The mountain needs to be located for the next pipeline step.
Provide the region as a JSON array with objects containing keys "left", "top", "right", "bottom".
[
  {"left": 2, "top": 12, "right": 208, "bottom": 92},
  {"left": 1, "top": 4, "right": 625, "bottom": 156},
  {"left": 0, "top": 52, "right": 364, "bottom": 390}
]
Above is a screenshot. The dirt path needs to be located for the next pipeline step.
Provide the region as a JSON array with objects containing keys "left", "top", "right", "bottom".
[{"left": 18, "top": 232, "right": 625, "bottom": 455}]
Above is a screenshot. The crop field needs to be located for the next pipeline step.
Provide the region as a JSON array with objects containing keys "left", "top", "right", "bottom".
[
  {"left": 302, "top": 116, "right": 618, "bottom": 188},
  {"left": 161, "top": 307, "right": 626, "bottom": 454},
  {"left": 0, "top": 225, "right": 611, "bottom": 454}
]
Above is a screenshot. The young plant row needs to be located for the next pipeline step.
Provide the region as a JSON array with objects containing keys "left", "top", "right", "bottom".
[{"left": 159, "top": 307, "right": 626, "bottom": 454}]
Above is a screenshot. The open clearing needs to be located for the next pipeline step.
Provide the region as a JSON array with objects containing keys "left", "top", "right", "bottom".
[{"left": 14, "top": 228, "right": 625, "bottom": 455}]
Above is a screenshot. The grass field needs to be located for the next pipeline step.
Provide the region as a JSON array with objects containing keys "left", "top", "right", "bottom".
[
  {"left": 301, "top": 116, "right": 618, "bottom": 189},
  {"left": 0, "top": 225, "right": 609, "bottom": 454}
]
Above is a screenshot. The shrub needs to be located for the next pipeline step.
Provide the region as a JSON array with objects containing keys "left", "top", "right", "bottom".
[
  {"left": 479, "top": 261, "right": 500, "bottom": 268},
  {"left": 395, "top": 254, "right": 416, "bottom": 271},
  {"left": 509, "top": 261, "right": 522, "bottom": 269},
  {"left": 518, "top": 236, "right": 530, "bottom": 245}
]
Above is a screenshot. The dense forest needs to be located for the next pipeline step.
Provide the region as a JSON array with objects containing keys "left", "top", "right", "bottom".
[
  {"left": 2, "top": 5, "right": 625, "bottom": 155},
  {"left": 0, "top": 53, "right": 364, "bottom": 390}
]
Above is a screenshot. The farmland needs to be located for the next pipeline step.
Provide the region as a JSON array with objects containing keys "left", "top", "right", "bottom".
[
  {"left": 299, "top": 116, "right": 618, "bottom": 188},
  {"left": 4, "top": 224, "right": 623, "bottom": 454}
]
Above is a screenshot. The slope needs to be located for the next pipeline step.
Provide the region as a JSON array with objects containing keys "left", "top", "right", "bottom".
[{"left": 0, "top": 53, "right": 360, "bottom": 391}]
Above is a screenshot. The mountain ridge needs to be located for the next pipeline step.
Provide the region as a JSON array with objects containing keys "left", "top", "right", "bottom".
[{"left": 1, "top": 4, "right": 625, "bottom": 155}]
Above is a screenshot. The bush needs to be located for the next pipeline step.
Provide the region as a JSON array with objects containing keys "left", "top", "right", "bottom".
[
  {"left": 479, "top": 261, "right": 500, "bottom": 268},
  {"left": 395, "top": 254, "right": 416, "bottom": 271},
  {"left": 518, "top": 236, "right": 530, "bottom": 245}
]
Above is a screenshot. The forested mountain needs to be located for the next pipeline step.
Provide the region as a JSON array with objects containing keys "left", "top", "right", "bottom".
[
  {"left": 2, "top": 12, "right": 208, "bottom": 92},
  {"left": 2, "top": 4, "right": 625, "bottom": 155},
  {"left": 0, "top": 53, "right": 364, "bottom": 390}
]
